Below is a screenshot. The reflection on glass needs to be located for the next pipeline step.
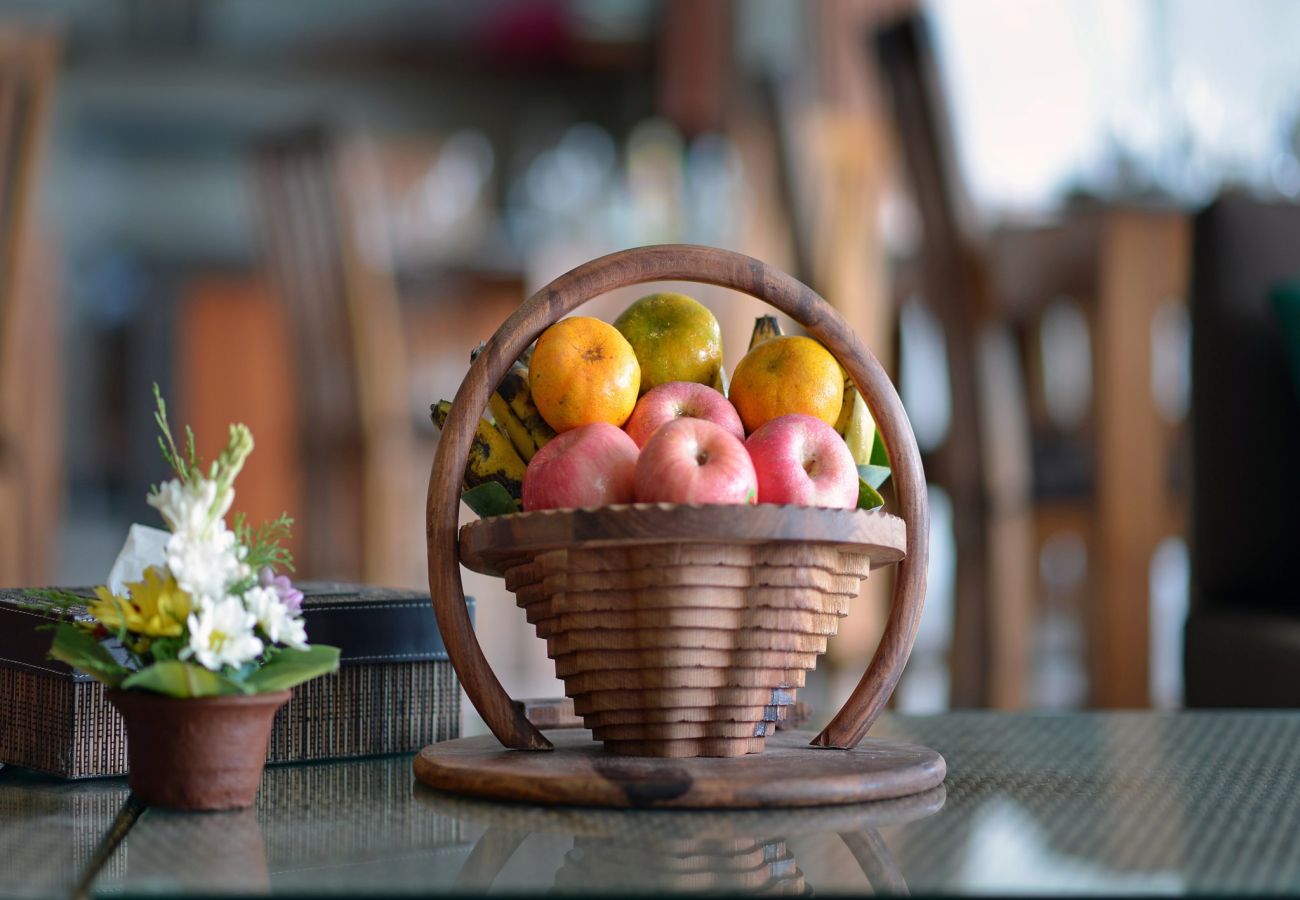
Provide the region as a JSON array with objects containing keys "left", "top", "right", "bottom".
[{"left": 420, "top": 784, "right": 945, "bottom": 894}]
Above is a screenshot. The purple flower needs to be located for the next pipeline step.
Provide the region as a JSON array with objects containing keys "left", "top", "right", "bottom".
[{"left": 259, "top": 566, "right": 303, "bottom": 616}]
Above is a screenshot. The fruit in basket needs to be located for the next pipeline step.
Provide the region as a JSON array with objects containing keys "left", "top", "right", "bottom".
[
  {"left": 728, "top": 335, "right": 844, "bottom": 433},
  {"left": 489, "top": 359, "right": 556, "bottom": 462},
  {"left": 623, "top": 382, "right": 745, "bottom": 448},
  {"left": 745, "top": 414, "right": 858, "bottom": 508},
  {"left": 613, "top": 292, "right": 724, "bottom": 394},
  {"left": 522, "top": 422, "right": 639, "bottom": 511},
  {"left": 431, "top": 400, "right": 525, "bottom": 506},
  {"left": 634, "top": 418, "right": 757, "bottom": 505},
  {"left": 747, "top": 314, "right": 784, "bottom": 350},
  {"left": 529, "top": 317, "right": 641, "bottom": 432}
]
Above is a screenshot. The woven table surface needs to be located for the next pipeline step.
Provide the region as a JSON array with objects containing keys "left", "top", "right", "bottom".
[{"left": 2, "top": 711, "right": 1298, "bottom": 896}]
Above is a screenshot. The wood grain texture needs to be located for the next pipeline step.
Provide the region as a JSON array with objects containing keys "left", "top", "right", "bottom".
[
  {"left": 413, "top": 728, "right": 945, "bottom": 808},
  {"left": 426, "top": 244, "right": 930, "bottom": 752},
  {"left": 461, "top": 504, "right": 902, "bottom": 576},
  {"left": 497, "top": 535, "right": 886, "bottom": 755}
]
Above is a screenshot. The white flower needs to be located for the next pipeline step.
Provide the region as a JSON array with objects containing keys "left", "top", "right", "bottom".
[
  {"left": 147, "top": 476, "right": 248, "bottom": 600},
  {"left": 243, "top": 585, "right": 308, "bottom": 650},
  {"left": 147, "top": 478, "right": 232, "bottom": 538},
  {"left": 164, "top": 524, "right": 249, "bottom": 602},
  {"left": 183, "top": 595, "right": 263, "bottom": 671}
]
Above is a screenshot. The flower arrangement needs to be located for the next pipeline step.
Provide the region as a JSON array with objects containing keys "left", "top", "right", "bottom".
[{"left": 29, "top": 387, "right": 339, "bottom": 697}]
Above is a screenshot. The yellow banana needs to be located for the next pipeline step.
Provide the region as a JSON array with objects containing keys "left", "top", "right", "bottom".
[
  {"left": 470, "top": 344, "right": 554, "bottom": 462},
  {"left": 838, "top": 384, "right": 875, "bottom": 466},
  {"left": 834, "top": 378, "right": 854, "bottom": 434},
  {"left": 491, "top": 362, "right": 556, "bottom": 461},
  {"left": 747, "top": 315, "right": 783, "bottom": 351},
  {"left": 431, "top": 400, "right": 526, "bottom": 502}
]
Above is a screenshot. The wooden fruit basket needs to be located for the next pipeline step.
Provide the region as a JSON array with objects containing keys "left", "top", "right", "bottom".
[{"left": 416, "top": 245, "right": 942, "bottom": 807}]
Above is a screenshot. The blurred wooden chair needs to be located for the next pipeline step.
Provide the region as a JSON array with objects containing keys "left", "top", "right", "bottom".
[
  {"left": 874, "top": 15, "right": 1190, "bottom": 708},
  {"left": 255, "top": 129, "right": 414, "bottom": 584},
  {"left": 0, "top": 28, "right": 60, "bottom": 586}
]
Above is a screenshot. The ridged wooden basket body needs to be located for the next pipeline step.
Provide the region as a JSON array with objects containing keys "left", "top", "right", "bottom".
[
  {"left": 427, "top": 245, "right": 930, "bottom": 763},
  {"left": 460, "top": 504, "right": 906, "bottom": 757}
]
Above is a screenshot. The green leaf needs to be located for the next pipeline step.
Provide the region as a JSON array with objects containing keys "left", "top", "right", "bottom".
[
  {"left": 48, "top": 623, "right": 129, "bottom": 687},
  {"left": 858, "top": 464, "right": 891, "bottom": 490},
  {"left": 121, "top": 661, "right": 251, "bottom": 698},
  {"left": 461, "top": 482, "right": 520, "bottom": 517},
  {"left": 245, "top": 645, "right": 340, "bottom": 693},
  {"left": 857, "top": 476, "right": 884, "bottom": 511},
  {"left": 869, "top": 429, "right": 890, "bottom": 468}
]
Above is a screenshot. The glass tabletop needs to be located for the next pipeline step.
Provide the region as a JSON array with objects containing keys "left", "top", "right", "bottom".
[{"left": 2, "top": 711, "right": 1298, "bottom": 896}]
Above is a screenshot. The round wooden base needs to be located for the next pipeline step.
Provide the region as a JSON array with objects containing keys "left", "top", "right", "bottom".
[{"left": 413, "top": 729, "right": 946, "bottom": 809}]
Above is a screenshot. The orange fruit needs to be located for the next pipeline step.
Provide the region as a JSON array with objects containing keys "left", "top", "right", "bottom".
[
  {"left": 529, "top": 317, "right": 641, "bottom": 432},
  {"left": 613, "top": 292, "right": 723, "bottom": 394},
  {"left": 728, "top": 335, "right": 843, "bottom": 433}
]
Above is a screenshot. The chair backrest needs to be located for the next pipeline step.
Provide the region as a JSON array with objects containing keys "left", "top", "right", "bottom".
[{"left": 1191, "top": 195, "right": 1300, "bottom": 613}]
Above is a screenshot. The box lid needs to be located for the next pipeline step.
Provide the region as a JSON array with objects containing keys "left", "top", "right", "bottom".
[{"left": 0, "top": 585, "right": 472, "bottom": 680}]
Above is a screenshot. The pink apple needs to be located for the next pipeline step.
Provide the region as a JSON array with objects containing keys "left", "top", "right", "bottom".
[
  {"left": 745, "top": 414, "right": 858, "bottom": 508},
  {"left": 634, "top": 417, "right": 757, "bottom": 505},
  {"left": 624, "top": 381, "right": 745, "bottom": 448},
  {"left": 523, "top": 423, "right": 639, "bottom": 511}
]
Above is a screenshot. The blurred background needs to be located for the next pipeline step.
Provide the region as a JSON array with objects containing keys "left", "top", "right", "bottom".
[{"left": 2, "top": 0, "right": 1299, "bottom": 724}]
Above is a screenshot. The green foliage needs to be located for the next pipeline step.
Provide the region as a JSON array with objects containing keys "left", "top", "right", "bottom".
[
  {"left": 209, "top": 423, "right": 254, "bottom": 516},
  {"left": 153, "top": 383, "right": 198, "bottom": 484},
  {"left": 20, "top": 588, "right": 90, "bottom": 620},
  {"left": 869, "top": 429, "right": 891, "bottom": 468},
  {"left": 121, "top": 660, "right": 251, "bottom": 698},
  {"left": 48, "top": 624, "right": 128, "bottom": 687},
  {"left": 245, "top": 645, "right": 340, "bottom": 693},
  {"left": 856, "top": 474, "right": 885, "bottom": 511},
  {"left": 460, "top": 481, "right": 520, "bottom": 517},
  {"left": 233, "top": 512, "right": 296, "bottom": 581}
]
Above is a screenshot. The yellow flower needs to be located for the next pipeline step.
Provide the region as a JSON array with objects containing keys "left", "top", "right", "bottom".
[{"left": 89, "top": 567, "right": 193, "bottom": 638}]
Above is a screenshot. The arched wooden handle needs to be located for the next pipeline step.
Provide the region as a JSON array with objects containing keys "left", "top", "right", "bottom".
[{"left": 427, "top": 245, "right": 929, "bottom": 751}]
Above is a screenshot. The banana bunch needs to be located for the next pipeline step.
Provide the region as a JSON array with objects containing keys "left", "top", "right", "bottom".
[
  {"left": 468, "top": 343, "right": 555, "bottom": 462},
  {"left": 430, "top": 400, "right": 526, "bottom": 505},
  {"left": 430, "top": 343, "right": 560, "bottom": 514},
  {"left": 747, "top": 315, "right": 783, "bottom": 350},
  {"left": 489, "top": 360, "right": 556, "bottom": 462}
]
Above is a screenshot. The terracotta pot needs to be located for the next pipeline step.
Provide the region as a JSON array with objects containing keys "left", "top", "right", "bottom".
[{"left": 107, "top": 689, "right": 290, "bottom": 811}]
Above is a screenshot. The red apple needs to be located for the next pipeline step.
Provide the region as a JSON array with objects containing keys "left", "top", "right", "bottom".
[
  {"left": 522, "top": 423, "right": 639, "bottom": 511},
  {"left": 634, "top": 418, "right": 757, "bottom": 505},
  {"left": 624, "top": 381, "right": 745, "bottom": 448},
  {"left": 745, "top": 414, "right": 858, "bottom": 508}
]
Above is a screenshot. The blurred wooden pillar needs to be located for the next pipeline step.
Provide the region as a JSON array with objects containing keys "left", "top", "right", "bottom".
[
  {"left": 1091, "top": 212, "right": 1189, "bottom": 707},
  {"left": 178, "top": 275, "right": 302, "bottom": 560},
  {"left": 0, "top": 28, "right": 60, "bottom": 586}
]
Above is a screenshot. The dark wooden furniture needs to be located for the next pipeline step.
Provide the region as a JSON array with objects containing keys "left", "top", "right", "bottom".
[{"left": 1185, "top": 195, "right": 1300, "bottom": 706}]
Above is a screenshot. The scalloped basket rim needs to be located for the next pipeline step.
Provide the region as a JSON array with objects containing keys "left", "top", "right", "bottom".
[
  {"left": 469, "top": 500, "right": 899, "bottom": 520},
  {"left": 457, "top": 501, "right": 908, "bottom": 580}
]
